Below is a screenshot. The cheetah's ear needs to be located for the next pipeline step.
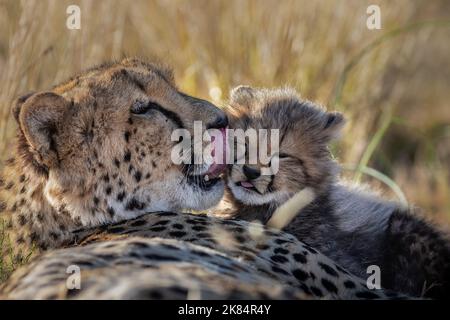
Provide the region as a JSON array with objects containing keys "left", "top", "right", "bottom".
[
  {"left": 13, "top": 92, "right": 36, "bottom": 123},
  {"left": 323, "top": 111, "right": 345, "bottom": 141},
  {"left": 18, "top": 92, "right": 70, "bottom": 169}
]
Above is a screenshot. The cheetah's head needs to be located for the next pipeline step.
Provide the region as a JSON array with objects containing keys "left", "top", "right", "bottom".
[
  {"left": 226, "top": 86, "right": 344, "bottom": 207},
  {"left": 14, "top": 58, "right": 228, "bottom": 226}
]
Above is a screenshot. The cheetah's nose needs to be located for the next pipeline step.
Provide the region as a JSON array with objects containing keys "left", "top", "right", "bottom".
[
  {"left": 243, "top": 165, "right": 261, "bottom": 180},
  {"left": 207, "top": 115, "right": 228, "bottom": 130}
]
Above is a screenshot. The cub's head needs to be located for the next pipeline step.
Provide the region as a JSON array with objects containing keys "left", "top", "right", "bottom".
[
  {"left": 14, "top": 58, "right": 227, "bottom": 226},
  {"left": 226, "top": 86, "right": 344, "bottom": 207}
]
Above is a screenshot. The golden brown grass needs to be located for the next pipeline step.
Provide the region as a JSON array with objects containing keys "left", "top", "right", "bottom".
[{"left": 0, "top": 0, "right": 449, "bottom": 229}]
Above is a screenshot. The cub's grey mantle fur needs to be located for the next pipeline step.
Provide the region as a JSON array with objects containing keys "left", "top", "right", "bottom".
[{"left": 221, "top": 86, "right": 450, "bottom": 299}]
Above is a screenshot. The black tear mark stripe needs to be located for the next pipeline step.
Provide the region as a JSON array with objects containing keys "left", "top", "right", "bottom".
[
  {"left": 147, "top": 102, "right": 184, "bottom": 129},
  {"left": 123, "top": 70, "right": 184, "bottom": 129}
]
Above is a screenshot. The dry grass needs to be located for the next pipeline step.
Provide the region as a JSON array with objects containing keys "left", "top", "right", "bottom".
[{"left": 0, "top": 0, "right": 449, "bottom": 228}]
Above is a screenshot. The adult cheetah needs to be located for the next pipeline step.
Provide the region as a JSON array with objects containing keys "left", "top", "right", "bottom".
[{"left": 0, "top": 58, "right": 228, "bottom": 264}]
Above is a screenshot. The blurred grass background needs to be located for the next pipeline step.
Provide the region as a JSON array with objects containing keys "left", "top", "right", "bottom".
[{"left": 0, "top": 0, "right": 449, "bottom": 225}]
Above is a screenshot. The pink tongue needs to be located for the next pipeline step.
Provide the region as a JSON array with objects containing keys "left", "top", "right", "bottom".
[
  {"left": 207, "top": 128, "right": 228, "bottom": 178},
  {"left": 211, "top": 128, "right": 227, "bottom": 164},
  {"left": 240, "top": 181, "right": 254, "bottom": 188}
]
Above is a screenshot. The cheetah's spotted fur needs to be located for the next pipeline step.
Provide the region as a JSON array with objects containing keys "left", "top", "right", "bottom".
[{"left": 2, "top": 212, "right": 405, "bottom": 299}]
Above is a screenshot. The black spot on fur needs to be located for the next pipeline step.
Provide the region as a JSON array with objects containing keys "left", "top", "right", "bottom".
[
  {"left": 319, "top": 262, "right": 339, "bottom": 277},
  {"left": 172, "top": 223, "right": 184, "bottom": 230},
  {"left": 196, "top": 232, "right": 212, "bottom": 239},
  {"left": 274, "top": 248, "right": 289, "bottom": 255},
  {"left": 271, "top": 266, "right": 289, "bottom": 275},
  {"left": 17, "top": 215, "right": 26, "bottom": 226},
  {"left": 93, "top": 197, "right": 99, "bottom": 205},
  {"left": 125, "top": 198, "right": 145, "bottom": 211},
  {"left": 169, "top": 231, "right": 187, "bottom": 238},
  {"left": 191, "top": 250, "right": 212, "bottom": 258},
  {"left": 114, "top": 158, "right": 120, "bottom": 168},
  {"left": 192, "top": 225, "right": 206, "bottom": 232},
  {"left": 134, "top": 171, "right": 142, "bottom": 183},
  {"left": 156, "top": 212, "right": 178, "bottom": 217},
  {"left": 293, "top": 253, "right": 307, "bottom": 264},
  {"left": 124, "top": 150, "right": 131, "bottom": 162},
  {"left": 275, "top": 238, "right": 291, "bottom": 245},
  {"left": 117, "top": 191, "right": 126, "bottom": 202},
  {"left": 292, "top": 269, "right": 309, "bottom": 281},
  {"left": 143, "top": 254, "right": 180, "bottom": 262},
  {"left": 310, "top": 286, "right": 323, "bottom": 297},
  {"left": 270, "top": 255, "right": 289, "bottom": 263},
  {"left": 124, "top": 131, "right": 131, "bottom": 143},
  {"left": 30, "top": 232, "right": 39, "bottom": 243},
  {"left": 321, "top": 278, "right": 338, "bottom": 294},
  {"left": 152, "top": 220, "right": 170, "bottom": 227},
  {"left": 130, "top": 219, "right": 147, "bottom": 227},
  {"left": 105, "top": 186, "right": 112, "bottom": 195},
  {"left": 107, "top": 207, "right": 115, "bottom": 217}
]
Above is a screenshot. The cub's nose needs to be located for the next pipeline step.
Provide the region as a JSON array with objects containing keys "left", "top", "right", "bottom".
[
  {"left": 243, "top": 165, "right": 261, "bottom": 180},
  {"left": 207, "top": 114, "right": 228, "bottom": 129}
]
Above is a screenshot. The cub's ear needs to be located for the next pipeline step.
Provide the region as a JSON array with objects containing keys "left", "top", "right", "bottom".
[
  {"left": 323, "top": 111, "right": 345, "bottom": 140},
  {"left": 226, "top": 85, "right": 257, "bottom": 119},
  {"left": 229, "top": 85, "right": 255, "bottom": 107},
  {"left": 17, "top": 92, "right": 70, "bottom": 169}
]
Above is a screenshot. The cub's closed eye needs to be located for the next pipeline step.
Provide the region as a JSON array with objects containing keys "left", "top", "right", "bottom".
[
  {"left": 131, "top": 101, "right": 161, "bottom": 115},
  {"left": 278, "top": 153, "right": 290, "bottom": 159}
]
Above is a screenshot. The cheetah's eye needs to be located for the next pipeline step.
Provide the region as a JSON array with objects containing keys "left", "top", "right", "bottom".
[
  {"left": 278, "top": 153, "right": 290, "bottom": 159},
  {"left": 131, "top": 100, "right": 162, "bottom": 115}
]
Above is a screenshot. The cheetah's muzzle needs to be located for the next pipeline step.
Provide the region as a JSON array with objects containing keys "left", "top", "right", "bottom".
[{"left": 186, "top": 127, "right": 228, "bottom": 190}]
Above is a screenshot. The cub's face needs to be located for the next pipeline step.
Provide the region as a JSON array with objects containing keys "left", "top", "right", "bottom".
[
  {"left": 226, "top": 86, "right": 344, "bottom": 207},
  {"left": 15, "top": 58, "right": 228, "bottom": 226}
]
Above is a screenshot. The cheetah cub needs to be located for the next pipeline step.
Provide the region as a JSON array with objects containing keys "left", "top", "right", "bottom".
[{"left": 219, "top": 85, "right": 450, "bottom": 299}]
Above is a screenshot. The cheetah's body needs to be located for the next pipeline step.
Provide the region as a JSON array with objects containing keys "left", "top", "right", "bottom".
[{"left": 1, "top": 211, "right": 404, "bottom": 299}]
